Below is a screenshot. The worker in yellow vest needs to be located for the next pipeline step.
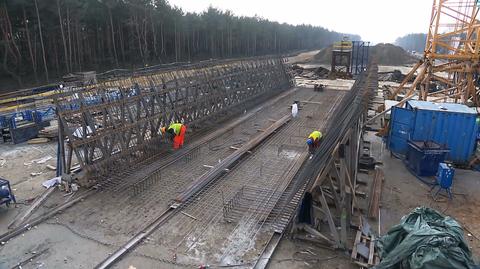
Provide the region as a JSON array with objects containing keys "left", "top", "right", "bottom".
[
  {"left": 161, "top": 122, "right": 187, "bottom": 149},
  {"left": 306, "top": 130, "right": 322, "bottom": 155}
]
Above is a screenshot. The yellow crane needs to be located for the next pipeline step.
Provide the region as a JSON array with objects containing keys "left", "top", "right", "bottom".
[{"left": 392, "top": 0, "right": 480, "bottom": 106}]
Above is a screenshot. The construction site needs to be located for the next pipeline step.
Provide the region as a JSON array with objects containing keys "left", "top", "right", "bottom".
[{"left": 0, "top": 0, "right": 480, "bottom": 269}]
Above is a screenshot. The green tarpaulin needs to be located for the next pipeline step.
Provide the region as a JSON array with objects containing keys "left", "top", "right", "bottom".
[{"left": 373, "top": 207, "right": 476, "bottom": 269}]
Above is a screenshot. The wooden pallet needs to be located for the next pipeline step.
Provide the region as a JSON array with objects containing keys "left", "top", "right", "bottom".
[{"left": 351, "top": 230, "right": 380, "bottom": 268}]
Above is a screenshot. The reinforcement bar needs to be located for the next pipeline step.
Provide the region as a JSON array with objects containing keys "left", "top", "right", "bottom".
[
  {"left": 253, "top": 64, "right": 378, "bottom": 269},
  {"left": 0, "top": 87, "right": 299, "bottom": 246},
  {"left": 94, "top": 114, "right": 292, "bottom": 269}
]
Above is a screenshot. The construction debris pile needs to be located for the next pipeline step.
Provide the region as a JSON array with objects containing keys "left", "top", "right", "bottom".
[
  {"left": 313, "top": 43, "right": 417, "bottom": 66},
  {"left": 378, "top": 70, "right": 413, "bottom": 82},
  {"left": 374, "top": 207, "right": 476, "bottom": 269},
  {"left": 292, "top": 64, "right": 329, "bottom": 79}
]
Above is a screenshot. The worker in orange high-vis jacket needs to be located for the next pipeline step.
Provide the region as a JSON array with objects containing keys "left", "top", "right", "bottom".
[{"left": 161, "top": 122, "right": 187, "bottom": 149}]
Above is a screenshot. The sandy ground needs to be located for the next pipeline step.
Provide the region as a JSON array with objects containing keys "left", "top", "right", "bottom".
[
  {"left": 371, "top": 132, "right": 480, "bottom": 260},
  {"left": 288, "top": 50, "right": 321, "bottom": 65},
  {"left": 268, "top": 137, "right": 480, "bottom": 269},
  {"left": 0, "top": 142, "right": 58, "bottom": 228},
  {"left": 269, "top": 238, "right": 355, "bottom": 269},
  {"left": 0, "top": 142, "right": 58, "bottom": 197}
]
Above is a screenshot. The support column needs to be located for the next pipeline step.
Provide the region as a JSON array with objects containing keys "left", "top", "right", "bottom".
[{"left": 338, "top": 144, "right": 349, "bottom": 248}]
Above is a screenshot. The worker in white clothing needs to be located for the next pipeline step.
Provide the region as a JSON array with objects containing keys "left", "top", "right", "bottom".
[{"left": 291, "top": 101, "right": 299, "bottom": 118}]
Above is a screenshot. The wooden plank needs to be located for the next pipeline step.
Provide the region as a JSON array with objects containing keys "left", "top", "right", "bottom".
[
  {"left": 340, "top": 207, "right": 348, "bottom": 248},
  {"left": 304, "top": 225, "right": 334, "bottom": 245},
  {"left": 328, "top": 181, "right": 367, "bottom": 199},
  {"left": 46, "top": 164, "right": 56, "bottom": 171},
  {"left": 181, "top": 211, "right": 198, "bottom": 221},
  {"left": 309, "top": 157, "right": 334, "bottom": 192},
  {"left": 358, "top": 169, "right": 370, "bottom": 175},
  {"left": 339, "top": 157, "right": 346, "bottom": 201},
  {"left": 319, "top": 188, "right": 341, "bottom": 247},
  {"left": 27, "top": 138, "right": 50, "bottom": 144},
  {"left": 327, "top": 175, "right": 341, "bottom": 212},
  {"left": 351, "top": 230, "right": 362, "bottom": 259},
  {"left": 353, "top": 260, "right": 370, "bottom": 268},
  {"left": 300, "top": 100, "right": 324, "bottom": 105},
  {"left": 368, "top": 234, "right": 375, "bottom": 265},
  {"left": 8, "top": 187, "right": 56, "bottom": 229},
  {"left": 341, "top": 158, "right": 359, "bottom": 214},
  {"left": 368, "top": 168, "right": 384, "bottom": 219},
  {"left": 337, "top": 151, "right": 348, "bottom": 247}
]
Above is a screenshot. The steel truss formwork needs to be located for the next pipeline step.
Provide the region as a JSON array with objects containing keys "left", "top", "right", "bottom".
[{"left": 53, "top": 57, "right": 293, "bottom": 186}]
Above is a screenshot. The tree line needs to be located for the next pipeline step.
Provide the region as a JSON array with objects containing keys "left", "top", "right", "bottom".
[
  {"left": 395, "top": 33, "right": 427, "bottom": 53},
  {"left": 0, "top": 0, "right": 360, "bottom": 90}
]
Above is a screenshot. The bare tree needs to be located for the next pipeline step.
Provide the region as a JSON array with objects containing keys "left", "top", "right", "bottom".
[
  {"left": 23, "top": 5, "right": 38, "bottom": 82},
  {"left": 57, "top": 0, "right": 69, "bottom": 72},
  {"left": 34, "top": 0, "right": 49, "bottom": 82}
]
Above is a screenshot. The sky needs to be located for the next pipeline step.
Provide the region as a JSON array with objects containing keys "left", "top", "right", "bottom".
[{"left": 168, "top": 0, "right": 432, "bottom": 45}]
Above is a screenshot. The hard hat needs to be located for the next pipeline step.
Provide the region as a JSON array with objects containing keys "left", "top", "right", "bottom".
[{"left": 306, "top": 138, "right": 313, "bottom": 145}]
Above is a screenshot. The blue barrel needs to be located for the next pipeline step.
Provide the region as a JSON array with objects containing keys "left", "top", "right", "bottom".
[{"left": 406, "top": 140, "right": 450, "bottom": 177}]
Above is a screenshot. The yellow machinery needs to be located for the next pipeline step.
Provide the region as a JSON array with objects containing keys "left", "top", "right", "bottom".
[
  {"left": 333, "top": 39, "right": 353, "bottom": 51},
  {"left": 331, "top": 37, "right": 354, "bottom": 78}
]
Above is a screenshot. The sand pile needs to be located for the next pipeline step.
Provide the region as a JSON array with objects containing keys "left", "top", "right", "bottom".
[
  {"left": 370, "top": 43, "right": 417, "bottom": 65},
  {"left": 313, "top": 43, "right": 417, "bottom": 66}
]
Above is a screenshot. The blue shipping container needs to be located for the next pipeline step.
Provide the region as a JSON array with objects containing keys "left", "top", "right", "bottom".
[{"left": 388, "top": 100, "right": 479, "bottom": 163}]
